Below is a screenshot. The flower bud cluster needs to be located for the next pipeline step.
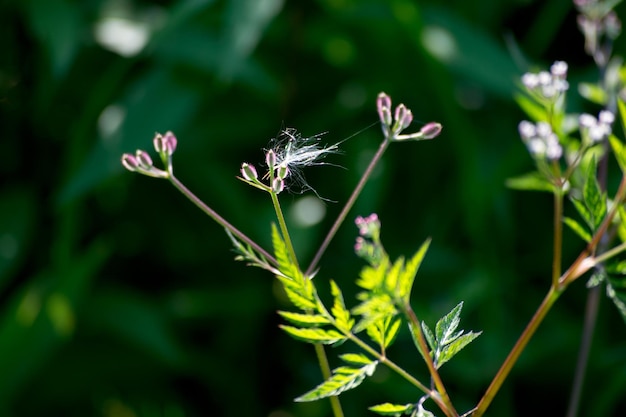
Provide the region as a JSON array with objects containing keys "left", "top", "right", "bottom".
[
  {"left": 354, "top": 214, "right": 385, "bottom": 265},
  {"left": 579, "top": 110, "right": 614, "bottom": 143},
  {"left": 521, "top": 61, "right": 570, "bottom": 101},
  {"left": 376, "top": 92, "right": 442, "bottom": 141},
  {"left": 518, "top": 121, "right": 563, "bottom": 161},
  {"left": 121, "top": 131, "right": 178, "bottom": 178}
]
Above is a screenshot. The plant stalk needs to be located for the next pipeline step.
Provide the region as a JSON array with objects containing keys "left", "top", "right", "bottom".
[
  {"left": 306, "top": 138, "right": 391, "bottom": 276},
  {"left": 168, "top": 175, "right": 277, "bottom": 266}
]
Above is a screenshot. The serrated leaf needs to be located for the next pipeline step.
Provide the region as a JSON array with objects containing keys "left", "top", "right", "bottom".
[
  {"left": 563, "top": 216, "right": 592, "bottom": 243},
  {"left": 278, "top": 311, "right": 331, "bottom": 327},
  {"left": 271, "top": 224, "right": 300, "bottom": 281},
  {"left": 340, "top": 353, "right": 373, "bottom": 366},
  {"left": 356, "top": 257, "right": 389, "bottom": 291},
  {"left": 352, "top": 294, "right": 396, "bottom": 333},
  {"left": 369, "top": 403, "right": 415, "bottom": 416},
  {"left": 383, "top": 258, "right": 404, "bottom": 294},
  {"left": 583, "top": 157, "right": 607, "bottom": 229},
  {"left": 280, "top": 325, "right": 346, "bottom": 344},
  {"left": 435, "top": 302, "right": 463, "bottom": 345},
  {"left": 397, "top": 239, "right": 431, "bottom": 302},
  {"left": 420, "top": 321, "right": 436, "bottom": 352},
  {"left": 384, "top": 318, "right": 402, "bottom": 349},
  {"left": 277, "top": 275, "right": 317, "bottom": 311},
  {"left": 506, "top": 172, "right": 555, "bottom": 193},
  {"left": 295, "top": 361, "right": 378, "bottom": 402},
  {"left": 571, "top": 198, "right": 593, "bottom": 229},
  {"left": 437, "top": 331, "right": 482, "bottom": 368},
  {"left": 330, "top": 280, "right": 354, "bottom": 333},
  {"left": 365, "top": 319, "right": 385, "bottom": 348},
  {"left": 618, "top": 204, "right": 626, "bottom": 243}
]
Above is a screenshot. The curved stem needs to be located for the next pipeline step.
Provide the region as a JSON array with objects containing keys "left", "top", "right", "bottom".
[
  {"left": 306, "top": 138, "right": 391, "bottom": 276},
  {"left": 473, "top": 286, "right": 562, "bottom": 417},
  {"left": 168, "top": 175, "right": 277, "bottom": 266}
]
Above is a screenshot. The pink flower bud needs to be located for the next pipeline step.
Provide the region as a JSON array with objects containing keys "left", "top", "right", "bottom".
[
  {"left": 240, "top": 162, "right": 258, "bottom": 181},
  {"left": 394, "top": 104, "right": 407, "bottom": 125},
  {"left": 377, "top": 92, "right": 392, "bottom": 126},
  {"left": 121, "top": 153, "right": 139, "bottom": 172},
  {"left": 272, "top": 177, "right": 284, "bottom": 194},
  {"left": 163, "top": 131, "right": 178, "bottom": 155},
  {"left": 135, "top": 150, "right": 153, "bottom": 169},
  {"left": 419, "top": 122, "right": 443, "bottom": 139},
  {"left": 266, "top": 149, "right": 276, "bottom": 170}
]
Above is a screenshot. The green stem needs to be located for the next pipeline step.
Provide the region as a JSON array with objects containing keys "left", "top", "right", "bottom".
[
  {"left": 305, "top": 138, "right": 391, "bottom": 276},
  {"left": 269, "top": 190, "right": 300, "bottom": 271},
  {"left": 168, "top": 175, "right": 277, "bottom": 266},
  {"left": 402, "top": 303, "right": 458, "bottom": 417},
  {"left": 552, "top": 188, "right": 564, "bottom": 287},
  {"left": 313, "top": 343, "right": 345, "bottom": 417},
  {"left": 472, "top": 286, "right": 562, "bottom": 417}
]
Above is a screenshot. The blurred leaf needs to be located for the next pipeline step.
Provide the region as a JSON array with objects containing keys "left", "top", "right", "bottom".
[
  {"left": 506, "top": 171, "right": 555, "bottom": 193},
  {"left": 422, "top": 6, "right": 521, "bottom": 98},
  {"left": 609, "top": 134, "right": 626, "bottom": 174},
  {"left": 606, "top": 274, "right": 626, "bottom": 325},
  {"left": 578, "top": 82, "right": 607, "bottom": 105},
  {"left": 58, "top": 68, "right": 201, "bottom": 205},
  {"left": 86, "top": 290, "right": 186, "bottom": 367},
  {"left": 582, "top": 157, "right": 606, "bottom": 229},
  {"left": 515, "top": 93, "right": 548, "bottom": 122},
  {"left": 0, "top": 240, "right": 108, "bottom": 408},
  {"left": 278, "top": 311, "right": 331, "bottom": 327},
  {"left": 0, "top": 187, "right": 36, "bottom": 292},
  {"left": 22, "top": 0, "right": 82, "bottom": 77},
  {"left": 563, "top": 217, "right": 592, "bottom": 243}
]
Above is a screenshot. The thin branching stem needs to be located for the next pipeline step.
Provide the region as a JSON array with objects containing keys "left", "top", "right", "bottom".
[
  {"left": 552, "top": 188, "right": 564, "bottom": 287},
  {"left": 401, "top": 303, "right": 458, "bottom": 417},
  {"left": 306, "top": 138, "right": 391, "bottom": 276},
  {"left": 168, "top": 175, "right": 277, "bottom": 266}
]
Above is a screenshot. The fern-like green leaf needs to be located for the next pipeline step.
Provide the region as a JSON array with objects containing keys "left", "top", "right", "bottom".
[
  {"left": 356, "top": 257, "right": 389, "bottom": 290},
  {"left": 583, "top": 157, "right": 607, "bottom": 229},
  {"left": 339, "top": 353, "right": 373, "bottom": 366},
  {"left": 352, "top": 294, "right": 396, "bottom": 333},
  {"left": 277, "top": 275, "right": 317, "bottom": 311},
  {"left": 435, "top": 302, "right": 463, "bottom": 345},
  {"left": 280, "top": 325, "right": 346, "bottom": 344},
  {"left": 437, "top": 331, "right": 482, "bottom": 368},
  {"left": 384, "top": 317, "right": 402, "bottom": 349},
  {"left": 369, "top": 403, "right": 415, "bottom": 416},
  {"left": 397, "top": 239, "right": 431, "bottom": 302},
  {"left": 610, "top": 133, "right": 626, "bottom": 174},
  {"left": 295, "top": 361, "right": 378, "bottom": 402},
  {"left": 271, "top": 224, "right": 301, "bottom": 280},
  {"left": 330, "top": 280, "right": 354, "bottom": 333},
  {"left": 383, "top": 257, "right": 404, "bottom": 294},
  {"left": 278, "top": 311, "right": 331, "bottom": 327}
]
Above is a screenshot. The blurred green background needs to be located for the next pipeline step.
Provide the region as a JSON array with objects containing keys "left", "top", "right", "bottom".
[{"left": 2, "top": 0, "right": 626, "bottom": 416}]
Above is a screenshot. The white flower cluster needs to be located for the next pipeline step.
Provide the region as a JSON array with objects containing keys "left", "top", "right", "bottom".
[
  {"left": 518, "top": 121, "right": 563, "bottom": 160},
  {"left": 579, "top": 110, "right": 614, "bottom": 143},
  {"left": 521, "top": 61, "right": 569, "bottom": 100}
]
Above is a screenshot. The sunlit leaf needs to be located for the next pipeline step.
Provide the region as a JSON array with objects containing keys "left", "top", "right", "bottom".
[
  {"left": 295, "top": 361, "right": 378, "bottom": 402},
  {"left": 330, "top": 280, "right": 354, "bottom": 333},
  {"left": 582, "top": 157, "right": 607, "bottom": 229},
  {"left": 279, "top": 325, "right": 345, "bottom": 345},
  {"left": 278, "top": 311, "right": 330, "bottom": 327},
  {"left": 437, "top": 331, "right": 482, "bottom": 368},
  {"left": 435, "top": 302, "right": 463, "bottom": 345},
  {"left": 397, "top": 239, "right": 431, "bottom": 302},
  {"left": 369, "top": 402, "right": 415, "bottom": 416},
  {"left": 340, "top": 353, "right": 373, "bottom": 366}
]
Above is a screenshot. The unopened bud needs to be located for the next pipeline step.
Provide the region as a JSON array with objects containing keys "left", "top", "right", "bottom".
[
  {"left": 240, "top": 163, "right": 258, "bottom": 181},
  {"left": 395, "top": 104, "right": 407, "bottom": 125},
  {"left": 121, "top": 153, "right": 139, "bottom": 172},
  {"left": 272, "top": 177, "right": 284, "bottom": 194},
  {"left": 163, "top": 131, "right": 178, "bottom": 155},
  {"left": 277, "top": 164, "right": 290, "bottom": 180},
  {"left": 377, "top": 92, "right": 393, "bottom": 126},
  {"left": 135, "top": 150, "right": 153, "bottom": 169},
  {"left": 419, "top": 122, "right": 443, "bottom": 139},
  {"left": 266, "top": 149, "right": 276, "bottom": 171}
]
